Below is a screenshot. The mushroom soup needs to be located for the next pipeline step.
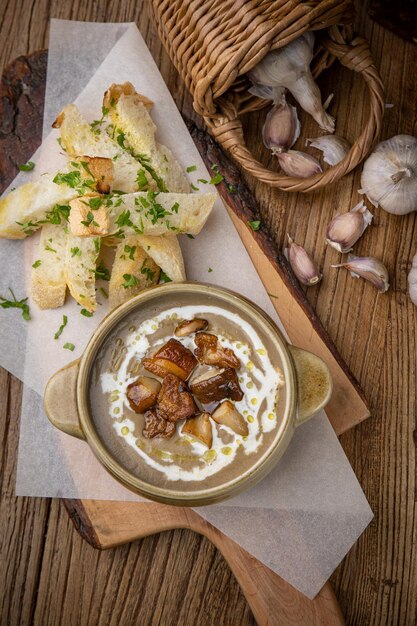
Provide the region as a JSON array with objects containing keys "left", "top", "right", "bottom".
[{"left": 89, "top": 296, "right": 287, "bottom": 492}]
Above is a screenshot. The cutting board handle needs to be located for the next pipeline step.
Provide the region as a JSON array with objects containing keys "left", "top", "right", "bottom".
[{"left": 44, "top": 359, "right": 84, "bottom": 440}]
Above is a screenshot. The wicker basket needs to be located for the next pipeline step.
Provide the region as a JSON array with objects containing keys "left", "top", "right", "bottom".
[{"left": 151, "top": 0, "right": 385, "bottom": 192}]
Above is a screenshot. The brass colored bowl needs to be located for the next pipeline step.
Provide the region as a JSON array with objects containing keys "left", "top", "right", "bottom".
[{"left": 44, "top": 283, "right": 332, "bottom": 506}]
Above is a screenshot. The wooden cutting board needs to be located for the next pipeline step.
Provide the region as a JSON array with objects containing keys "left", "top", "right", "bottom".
[{"left": 0, "top": 50, "right": 371, "bottom": 626}]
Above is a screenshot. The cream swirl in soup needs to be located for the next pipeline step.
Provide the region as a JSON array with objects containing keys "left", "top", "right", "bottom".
[{"left": 98, "top": 305, "right": 285, "bottom": 484}]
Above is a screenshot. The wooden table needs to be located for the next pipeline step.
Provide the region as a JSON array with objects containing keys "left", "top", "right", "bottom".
[{"left": 1, "top": 1, "right": 416, "bottom": 624}]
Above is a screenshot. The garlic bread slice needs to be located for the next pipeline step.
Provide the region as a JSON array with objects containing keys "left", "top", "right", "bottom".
[
  {"left": 106, "top": 85, "right": 190, "bottom": 193},
  {"left": 109, "top": 236, "right": 160, "bottom": 309},
  {"left": 96, "top": 191, "right": 214, "bottom": 238},
  {"left": 30, "top": 224, "right": 67, "bottom": 309},
  {"left": 136, "top": 234, "right": 186, "bottom": 283},
  {"left": 65, "top": 235, "right": 100, "bottom": 312},
  {"left": 54, "top": 104, "right": 155, "bottom": 193}
]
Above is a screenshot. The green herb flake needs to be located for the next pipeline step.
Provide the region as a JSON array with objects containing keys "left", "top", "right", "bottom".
[
  {"left": 186, "top": 234, "right": 195, "bottom": 239},
  {"left": 159, "top": 271, "right": 172, "bottom": 283},
  {"left": 124, "top": 244, "right": 137, "bottom": 261},
  {"left": 32, "top": 260, "right": 41, "bottom": 268},
  {"left": 171, "top": 202, "right": 179, "bottom": 214},
  {"left": 93, "top": 238, "right": 100, "bottom": 254},
  {"left": 88, "top": 197, "right": 102, "bottom": 210},
  {"left": 53, "top": 170, "right": 81, "bottom": 189},
  {"left": 136, "top": 169, "right": 148, "bottom": 190},
  {"left": 141, "top": 260, "right": 155, "bottom": 282},
  {"left": 122, "top": 273, "right": 139, "bottom": 289},
  {"left": 47, "top": 204, "right": 71, "bottom": 224},
  {"left": 95, "top": 260, "right": 110, "bottom": 281},
  {"left": 80, "top": 308, "right": 93, "bottom": 317},
  {"left": 186, "top": 165, "right": 197, "bottom": 173},
  {"left": 210, "top": 172, "right": 224, "bottom": 185},
  {"left": 248, "top": 220, "right": 261, "bottom": 231},
  {"left": 18, "top": 161, "right": 35, "bottom": 172},
  {"left": 63, "top": 343, "right": 75, "bottom": 351},
  {"left": 54, "top": 314, "right": 68, "bottom": 340},
  {"left": 70, "top": 247, "right": 81, "bottom": 257},
  {"left": 116, "top": 130, "right": 126, "bottom": 148},
  {"left": 190, "top": 183, "right": 199, "bottom": 191},
  {"left": 208, "top": 267, "right": 213, "bottom": 273},
  {"left": 115, "top": 210, "right": 132, "bottom": 228},
  {"left": 44, "top": 244, "right": 57, "bottom": 253},
  {"left": 197, "top": 178, "right": 208, "bottom": 184},
  {"left": 0, "top": 289, "right": 30, "bottom": 321},
  {"left": 80, "top": 211, "right": 99, "bottom": 228}
]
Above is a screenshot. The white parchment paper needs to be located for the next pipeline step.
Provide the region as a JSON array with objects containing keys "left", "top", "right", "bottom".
[{"left": 0, "top": 20, "right": 372, "bottom": 599}]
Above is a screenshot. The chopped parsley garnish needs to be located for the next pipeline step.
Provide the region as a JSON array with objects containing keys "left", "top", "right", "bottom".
[
  {"left": 63, "top": 343, "right": 75, "bottom": 351},
  {"left": 70, "top": 247, "right": 81, "bottom": 257},
  {"left": 122, "top": 273, "right": 139, "bottom": 288},
  {"left": 208, "top": 267, "right": 213, "bottom": 273},
  {"left": 88, "top": 197, "right": 102, "bottom": 210},
  {"left": 18, "top": 161, "right": 35, "bottom": 172},
  {"left": 0, "top": 289, "right": 30, "bottom": 320},
  {"left": 99, "top": 287, "right": 108, "bottom": 299},
  {"left": 54, "top": 315, "right": 68, "bottom": 340},
  {"left": 16, "top": 219, "right": 42, "bottom": 236},
  {"left": 190, "top": 183, "right": 199, "bottom": 191},
  {"left": 124, "top": 244, "right": 137, "bottom": 260},
  {"left": 136, "top": 169, "right": 149, "bottom": 190},
  {"left": 186, "top": 165, "right": 197, "bottom": 173},
  {"left": 159, "top": 271, "right": 172, "bottom": 283},
  {"left": 80, "top": 211, "right": 99, "bottom": 228},
  {"left": 197, "top": 178, "right": 208, "bottom": 184},
  {"left": 80, "top": 308, "right": 93, "bottom": 317},
  {"left": 53, "top": 170, "right": 82, "bottom": 189},
  {"left": 90, "top": 106, "right": 109, "bottom": 133},
  {"left": 171, "top": 202, "right": 179, "bottom": 214},
  {"left": 186, "top": 234, "right": 195, "bottom": 239},
  {"left": 248, "top": 220, "right": 261, "bottom": 231},
  {"left": 94, "top": 238, "right": 100, "bottom": 254},
  {"left": 141, "top": 260, "right": 155, "bottom": 282},
  {"left": 211, "top": 163, "right": 219, "bottom": 171},
  {"left": 32, "top": 260, "right": 41, "bottom": 268},
  {"left": 44, "top": 243, "right": 57, "bottom": 253},
  {"left": 116, "top": 130, "right": 126, "bottom": 148},
  {"left": 115, "top": 210, "right": 132, "bottom": 227},
  {"left": 47, "top": 204, "right": 70, "bottom": 224},
  {"left": 210, "top": 172, "right": 224, "bottom": 185},
  {"left": 95, "top": 261, "right": 110, "bottom": 281}
]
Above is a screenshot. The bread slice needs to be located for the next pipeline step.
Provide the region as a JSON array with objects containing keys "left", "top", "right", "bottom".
[
  {"left": 54, "top": 104, "right": 155, "bottom": 192},
  {"left": 105, "top": 84, "right": 190, "bottom": 193},
  {"left": 136, "top": 234, "right": 186, "bottom": 283},
  {"left": 109, "top": 235, "right": 160, "bottom": 309},
  {"left": 30, "top": 224, "right": 67, "bottom": 309},
  {"left": 64, "top": 234, "right": 100, "bottom": 312}
]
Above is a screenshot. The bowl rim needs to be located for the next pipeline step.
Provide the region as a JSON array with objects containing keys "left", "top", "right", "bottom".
[{"left": 76, "top": 281, "right": 298, "bottom": 506}]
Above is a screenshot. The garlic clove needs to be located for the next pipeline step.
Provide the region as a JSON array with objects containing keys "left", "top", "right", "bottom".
[
  {"left": 285, "top": 234, "right": 322, "bottom": 286},
  {"left": 306, "top": 135, "right": 351, "bottom": 166},
  {"left": 359, "top": 135, "right": 417, "bottom": 215},
  {"left": 263, "top": 99, "right": 300, "bottom": 153},
  {"left": 277, "top": 150, "right": 322, "bottom": 178},
  {"left": 331, "top": 254, "right": 389, "bottom": 292},
  {"left": 408, "top": 252, "right": 417, "bottom": 305},
  {"left": 325, "top": 200, "right": 373, "bottom": 253}
]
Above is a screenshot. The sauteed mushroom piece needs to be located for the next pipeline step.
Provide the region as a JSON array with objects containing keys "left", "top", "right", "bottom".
[
  {"left": 143, "top": 338, "right": 197, "bottom": 381},
  {"left": 182, "top": 412, "right": 213, "bottom": 448},
  {"left": 143, "top": 408, "right": 176, "bottom": 439},
  {"left": 194, "top": 332, "right": 240, "bottom": 369},
  {"left": 190, "top": 368, "right": 243, "bottom": 403},
  {"left": 126, "top": 376, "right": 161, "bottom": 413},
  {"left": 212, "top": 400, "right": 249, "bottom": 436},
  {"left": 175, "top": 318, "right": 208, "bottom": 337},
  {"left": 158, "top": 373, "right": 197, "bottom": 422}
]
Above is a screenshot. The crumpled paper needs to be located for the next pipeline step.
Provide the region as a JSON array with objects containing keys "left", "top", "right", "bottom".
[{"left": 0, "top": 19, "right": 372, "bottom": 598}]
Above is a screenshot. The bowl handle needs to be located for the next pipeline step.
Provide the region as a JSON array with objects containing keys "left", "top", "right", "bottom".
[
  {"left": 44, "top": 359, "right": 85, "bottom": 440},
  {"left": 288, "top": 345, "right": 333, "bottom": 426}
]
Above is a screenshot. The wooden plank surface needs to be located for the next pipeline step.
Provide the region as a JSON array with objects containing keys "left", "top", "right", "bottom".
[{"left": 0, "top": 1, "right": 416, "bottom": 625}]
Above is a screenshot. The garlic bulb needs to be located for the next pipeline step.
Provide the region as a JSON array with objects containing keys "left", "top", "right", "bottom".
[
  {"left": 263, "top": 98, "right": 300, "bottom": 153},
  {"left": 248, "top": 33, "right": 335, "bottom": 133},
  {"left": 277, "top": 150, "right": 322, "bottom": 178},
  {"left": 326, "top": 201, "right": 373, "bottom": 253},
  {"left": 408, "top": 252, "right": 417, "bottom": 305},
  {"left": 331, "top": 255, "right": 389, "bottom": 292},
  {"left": 285, "top": 235, "right": 322, "bottom": 286},
  {"left": 306, "top": 135, "right": 351, "bottom": 166},
  {"left": 360, "top": 135, "right": 417, "bottom": 215}
]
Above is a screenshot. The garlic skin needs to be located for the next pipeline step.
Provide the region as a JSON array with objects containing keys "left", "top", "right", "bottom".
[
  {"left": 332, "top": 254, "right": 389, "bottom": 292},
  {"left": 263, "top": 99, "right": 300, "bottom": 153},
  {"left": 326, "top": 201, "right": 373, "bottom": 253},
  {"left": 248, "top": 83, "right": 286, "bottom": 104},
  {"left": 408, "top": 252, "right": 417, "bottom": 305},
  {"left": 307, "top": 135, "right": 351, "bottom": 166},
  {"left": 277, "top": 150, "right": 322, "bottom": 178},
  {"left": 360, "top": 135, "right": 417, "bottom": 215},
  {"left": 248, "top": 33, "right": 335, "bottom": 133},
  {"left": 285, "top": 235, "right": 322, "bottom": 286}
]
